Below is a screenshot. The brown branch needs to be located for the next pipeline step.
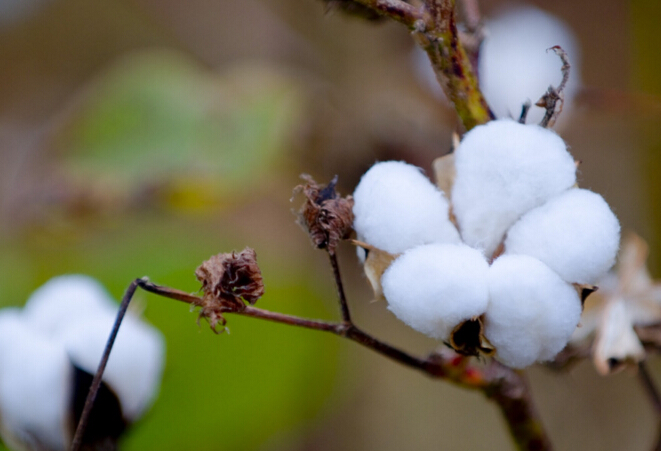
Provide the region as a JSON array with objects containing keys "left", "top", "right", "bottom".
[
  {"left": 329, "top": 252, "right": 352, "bottom": 323},
  {"left": 136, "top": 276, "right": 551, "bottom": 449},
  {"left": 413, "top": 0, "right": 493, "bottom": 130}
]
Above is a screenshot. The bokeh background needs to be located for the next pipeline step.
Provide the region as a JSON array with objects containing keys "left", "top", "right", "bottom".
[{"left": 0, "top": 0, "right": 660, "bottom": 450}]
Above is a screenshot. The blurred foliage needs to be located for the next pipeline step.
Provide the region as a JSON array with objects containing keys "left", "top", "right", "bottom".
[{"left": 55, "top": 49, "right": 305, "bottom": 213}]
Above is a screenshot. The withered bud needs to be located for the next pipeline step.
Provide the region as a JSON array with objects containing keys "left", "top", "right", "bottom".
[
  {"left": 194, "top": 247, "right": 265, "bottom": 332},
  {"left": 295, "top": 174, "right": 354, "bottom": 254}
]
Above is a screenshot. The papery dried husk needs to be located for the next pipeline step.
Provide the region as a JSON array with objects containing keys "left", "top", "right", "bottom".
[
  {"left": 352, "top": 240, "right": 397, "bottom": 301},
  {"left": 432, "top": 152, "right": 456, "bottom": 201},
  {"left": 593, "top": 298, "right": 645, "bottom": 375},
  {"left": 448, "top": 317, "right": 495, "bottom": 357}
]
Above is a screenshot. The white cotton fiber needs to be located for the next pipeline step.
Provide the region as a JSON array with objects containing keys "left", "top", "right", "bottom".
[
  {"left": 353, "top": 161, "right": 460, "bottom": 256},
  {"left": 59, "top": 312, "right": 165, "bottom": 421},
  {"left": 479, "top": 5, "right": 580, "bottom": 125},
  {"left": 505, "top": 188, "right": 620, "bottom": 284},
  {"left": 381, "top": 243, "right": 489, "bottom": 340},
  {"left": 0, "top": 310, "right": 71, "bottom": 451},
  {"left": 485, "top": 255, "right": 582, "bottom": 368},
  {"left": 451, "top": 120, "right": 576, "bottom": 257},
  {"left": 22, "top": 274, "right": 117, "bottom": 337}
]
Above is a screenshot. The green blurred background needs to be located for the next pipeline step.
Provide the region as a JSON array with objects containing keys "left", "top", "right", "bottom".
[{"left": 0, "top": 0, "right": 659, "bottom": 450}]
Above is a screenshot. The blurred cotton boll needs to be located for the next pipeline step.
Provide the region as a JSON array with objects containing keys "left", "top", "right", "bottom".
[
  {"left": 479, "top": 5, "right": 581, "bottom": 125},
  {"left": 0, "top": 275, "right": 165, "bottom": 451},
  {"left": 412, "top": 5, "right": 580, "bottom": 126}
]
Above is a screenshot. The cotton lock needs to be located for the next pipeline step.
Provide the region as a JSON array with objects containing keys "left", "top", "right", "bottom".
[
  {"left": 381, "top": 243, "right": 489, "bottom": 340},
  {"left": 451, "top": 119, "right": 576, "bottom": 257},
  {"left": 352, "top": 161, "right": 460, "bottom": 256}
]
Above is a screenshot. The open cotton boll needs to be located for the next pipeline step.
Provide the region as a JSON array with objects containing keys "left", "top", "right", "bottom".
[
  {"left": 485, "top": 255, "right": 582, "bottom": 368},
  {"left": 479, "top": 5, "right": 580, "bottom": 125},
  {"left": 22, "top": 274, "right": 117, "bottom": 337},
  {"left": 0, "top": 310, "right": 72, "bottom": 451},
  {"left": 505, "top": 188, "right": 620, "bottom": 284},
  {"left": 59, "top": 312, "right": 165, "bottom": 422},
  {"left": 353, "top": 161, "right": 460, "bottom": 256},
  {"left": 451, "top": 120, "right": 576, "bottom": 257},
  {"left": 381, "top": 243, "right": 489, "bottom": 340}
]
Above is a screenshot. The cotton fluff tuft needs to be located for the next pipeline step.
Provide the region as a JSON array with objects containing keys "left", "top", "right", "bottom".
[
  {"left": 59, "top": 314, "right": 165, "bottom": 421},
  {"left": 19, "top": 275, "right": 165, "bottom": 422},
  {"left": 505, "top": 188, "right": 620, "bottom": 284},
  {"left": 479, "top": 5, "right": 580, "bottom": 125},
  {"left": 485, "top": 255, "right": 582, "bottom": 368},
  {"left": 353, "top": 161, "right": 460, "bottom": 256},
  {"left": 381, "top": 243, "right": 489, "bottom": 340},
  {"left": 0, "top": 309, "right": 71, "bottom": 451},
  {"left": 22, "top": 274, "right": 117, "bottom": 336},
  {"left": 452, "top": 120, "right": 576, "bottom": 257}
]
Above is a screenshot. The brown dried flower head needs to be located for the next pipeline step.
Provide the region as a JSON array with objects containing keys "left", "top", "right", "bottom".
[
  {"left": 295, "top": 174, "right": 354, "bottom": 254},
  {"left": 195, "top": 247, "right": 265, "bottom": 332}
]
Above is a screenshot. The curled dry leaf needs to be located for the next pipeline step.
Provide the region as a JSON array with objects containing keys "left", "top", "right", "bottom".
[
  {"left": 195, "top": 247, "right": 265, "bottom": 332},
  {"left": 353, "top": 240, "right": 397, "bottom": 301},
  {"left": 295, "top": 175, "right": 354, "bottom": 254}
]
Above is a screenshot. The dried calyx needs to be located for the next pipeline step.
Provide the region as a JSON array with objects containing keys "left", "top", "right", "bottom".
[
  {"left": 195, "top": 247, "right": 265, "bottom": 333},
  {"left": 295, "top": 175, "right": 354, "bottom": 255}
]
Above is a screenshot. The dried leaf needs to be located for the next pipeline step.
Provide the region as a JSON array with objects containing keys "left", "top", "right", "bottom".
[{"left": 295, "top": 175, "right": 354, "bottom": 254}]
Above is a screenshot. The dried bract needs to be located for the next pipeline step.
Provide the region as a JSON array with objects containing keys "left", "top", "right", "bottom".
[
  {"left": 195, "top": 248, "right": 265, "bottom": 332},
  {"left": 295, "top": 175, "right": 354, "bottom": 254}
]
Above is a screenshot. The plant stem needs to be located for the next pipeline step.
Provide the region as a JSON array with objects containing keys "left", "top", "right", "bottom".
[
  {"left": 135, "top": 275, "right": 551, "bottom": 449},
  {"left": 329, "top": 252, "right": 352, "bottom": 323},
  {"left": 70, "top": 279, "right": 139, "bottom": 451}
]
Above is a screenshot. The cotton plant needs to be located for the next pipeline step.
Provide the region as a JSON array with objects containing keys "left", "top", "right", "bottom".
[
  {"left": 352, "top": 119, "right": 620, "bottom": 368},
  {"left": 0, "top": 275, "right": 165, "bottom": 451}
]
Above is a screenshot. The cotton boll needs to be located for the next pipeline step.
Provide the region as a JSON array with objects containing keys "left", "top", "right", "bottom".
[
  {"left": 505, "top": 188, "right": 620, "bottom": 284},
  {"left": 485, "top": 255, "right": 582, "bottom": 368},
  {"left": 22, "top": 274, "right": 117, "bottom": 337},
  {"left": 59, "top": 312, "right": 165, "bottom": 422},
  {"left": 479, "top": 5, "right": 580, "bottom": 125},
  {"left": 0, "top": 310, "right": 72, "bottom": 451},
  {"left": 452, "top": 120, "right": 576, "bottom": 257},
  {"left": 381, "top": 243, "right": 489, "bottom": 340},
  {"left": 353, "top": 161, "right": 460, "bottom": 256}
]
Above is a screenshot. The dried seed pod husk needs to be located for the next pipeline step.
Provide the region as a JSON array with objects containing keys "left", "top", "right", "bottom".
[
  {"left": 432, "top": 152, "right": 456, "bottom": 200},
  {"left": 295, "top": 175, "right": 354, "bottom": 254},
  {"left": 448, "top": 317, "right": 495, "bottom": 357},
  {"left": 195, "top": 247, "right": 264, "bottom": 332},
  {"left": 353, "top": 240, "right": 397, "bottom": 301}
]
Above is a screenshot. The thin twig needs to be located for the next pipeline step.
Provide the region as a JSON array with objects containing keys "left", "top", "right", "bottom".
[
  {"left": 638, "top": 362, "right": 661, "bottom": 451},
  {"left": 329, "top": 252, "right": 352, "bottom": 323},
  {"left": 70, "top": 279, "right": 139, "bottom": 451},
  {"left": 639, "top": 362, "right": 661, "bottom": 416},
  {"left": 136, "top": 277, "right": 552, "bottom": 449},
  {"left": 537, "top": 46, "right": 571, "bottom": 128}
]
